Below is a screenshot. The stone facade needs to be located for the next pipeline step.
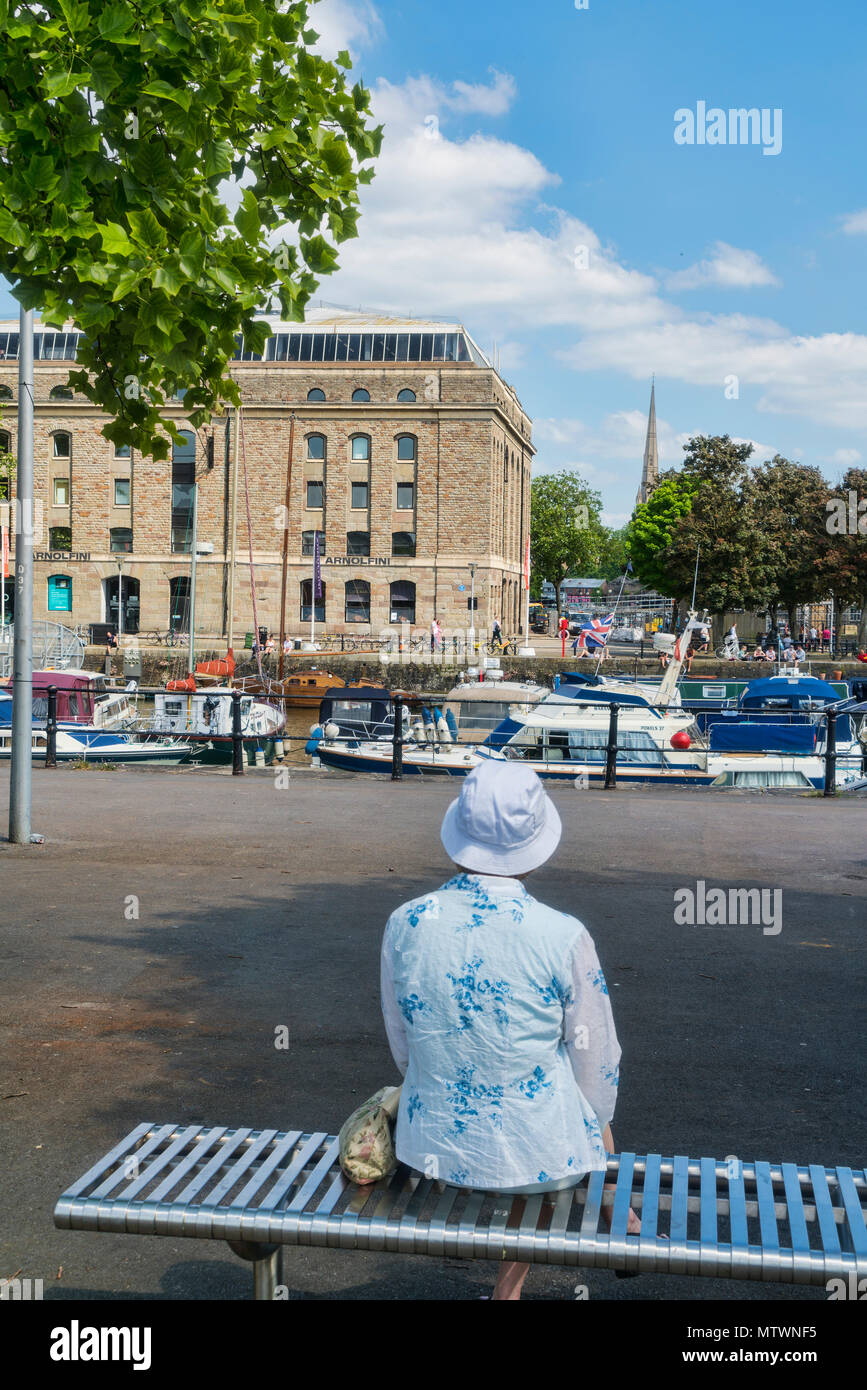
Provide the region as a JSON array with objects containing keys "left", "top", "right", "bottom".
[{"left": 0, "top": 329, "right": 534, "bottom": 642}]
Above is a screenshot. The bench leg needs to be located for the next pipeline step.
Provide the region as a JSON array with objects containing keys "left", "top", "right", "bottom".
[{"left": 226, "top": 1240, "right": 282, "bottom": 1301}]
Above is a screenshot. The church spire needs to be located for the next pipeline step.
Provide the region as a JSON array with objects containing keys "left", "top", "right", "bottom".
[{"left": 636, "top": 377, "right": 659, "bottom": 506}]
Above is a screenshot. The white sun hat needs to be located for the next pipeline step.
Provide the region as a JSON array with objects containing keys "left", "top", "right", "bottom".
[{"left": 440, "top": 759, "right": 562, "bottom": 876}]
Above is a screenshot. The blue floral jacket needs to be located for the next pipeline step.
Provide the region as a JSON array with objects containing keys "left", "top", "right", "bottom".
[{"left": 380, "top": 873, "right": 621, "bottom": 1190}]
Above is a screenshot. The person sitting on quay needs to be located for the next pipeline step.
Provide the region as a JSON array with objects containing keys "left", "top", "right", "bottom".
[{"left": 380, "top": 761, "right": 634, "bottom": 1302}]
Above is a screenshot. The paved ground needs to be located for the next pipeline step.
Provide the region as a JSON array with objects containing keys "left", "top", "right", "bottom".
[{"left": 1, "top": 764, "right": 864, "bottom": 1301}]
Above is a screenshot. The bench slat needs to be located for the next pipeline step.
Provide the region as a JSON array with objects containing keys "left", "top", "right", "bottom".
[{"left": 53, "top": 1125, "right": 867, "bottom": 1289}]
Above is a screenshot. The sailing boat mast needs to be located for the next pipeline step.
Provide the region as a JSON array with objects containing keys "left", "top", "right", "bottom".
[{"left": 278, "top": 413, "right": 296, "bottom": 679}]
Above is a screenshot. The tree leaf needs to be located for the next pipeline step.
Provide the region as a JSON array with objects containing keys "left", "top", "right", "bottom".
[{"left": 99, "top": 222, "right": 134, "bottom": 256}]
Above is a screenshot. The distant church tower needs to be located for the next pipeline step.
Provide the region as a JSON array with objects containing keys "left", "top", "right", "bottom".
[{"left": 636, "top": 378, "right": 659, "bottom": 506}]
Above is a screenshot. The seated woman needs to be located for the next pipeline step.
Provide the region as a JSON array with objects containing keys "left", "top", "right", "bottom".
[{"left": 380, "top": 761, "right": 633, "bottom": 1301}]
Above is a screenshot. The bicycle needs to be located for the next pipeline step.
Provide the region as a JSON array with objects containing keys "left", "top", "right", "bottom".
[
  {"left": 486, "top": 634, "right": 519, "bottom": 655},
  {"left": 145, "top": 629, "right": 189, "bottom": 647}
]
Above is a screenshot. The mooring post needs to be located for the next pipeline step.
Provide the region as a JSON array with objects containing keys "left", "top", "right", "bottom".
[
  {"left": 823, "top": 708, "right": 837, "bottom": 797},
  {"left": 232, "top": 690, "right": 244, "bottom": 776},
  {"left": 45, "top": 684, "right": 57, "bottom": 769},
  {"left": 604, "top": 703, "right": 619, "bottom": 790},
  {"left": 392, "top": 694, "right": 404, "bottom": 781}
]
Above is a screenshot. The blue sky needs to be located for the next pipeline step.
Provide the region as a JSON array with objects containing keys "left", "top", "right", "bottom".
[{"left": 4, "top": 0, "right": 867, "bottom": 525}]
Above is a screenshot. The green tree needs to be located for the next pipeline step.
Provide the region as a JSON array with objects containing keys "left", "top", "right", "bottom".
[
  {"left": 594, "top": 526, "right": 630, "bottom": 581},
  {"left": 626, "top": 472, "right": 698, "bottom": 596},
  {"left": 529, "top": 471, "right": 606, "bottom": 610},
  {"left": 742, "top": 456, "right": 829, "bottom": 632},
  {"left": 818, "top": 467, "right": 867, "bottom": 646},
  {"left": 0, "top": 0, "right": 381, "bottom": 457},
  {"left": 0, "top": 412, "right": 13, "bottom": 498}
]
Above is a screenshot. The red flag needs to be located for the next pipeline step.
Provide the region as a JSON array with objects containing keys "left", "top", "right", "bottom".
[{"left": 1, "top": 523, "right": 8, "bottom": 580}]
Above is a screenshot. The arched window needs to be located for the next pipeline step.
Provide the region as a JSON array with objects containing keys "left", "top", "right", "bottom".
[
  {"left": 389, "top": 580, "right": 415, "bottom": 625},
  {"left": 300, "top": 578, "right": 325, "bottom": 622},
  {"left": 301, "top": 529, "right": 324, "bottom": 556},
  {"left": 345, "top": 579, "right": 370, "bottom": 623},
  {"left": 47, "top": 573, "right": 72, "bottom": 612},
  {"left": 49, "top": 385, "right": 73, "bottom": 400},
  {"left": 346, "top": 531, "right": 370, "bottom": 556},
  {"left": 350, "top": 434, "right": 370, "bottom": 461},
  {"left": 49, "top": 527, "right": 71, "bottom": 551},
  {"left": 52, "top": 431, "right": 71, "bottom": 458},
  {"left": 396, "top": 434, "right": 416, "bottom": 461},
  {"left": 0, "top": 429, "right": 10, "bottom": 452},
  {"left": 307, "top": 388, "right": 326, "bottom": 402},
  {"left": 397, "top": 388, "right": 416, "bottom": 403},
  {"left": 0, "top": 384, "right": 13, "bottom": 400},
  {"left": 307, "top": 433, "right": 325, "bottom": 460},
  {"left": 392, "top": 531, "right": 416, "bottom": 557},
  {"left": 351, "top": 387, "right": 370, "bottom": 403},
  {"left": 110, "top": 528, "right": 133, "bottom": 553}
]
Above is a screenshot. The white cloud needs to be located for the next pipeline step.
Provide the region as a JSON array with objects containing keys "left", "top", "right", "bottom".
[
  {"left": 309, "top": 0, "right": 383, "bottom": 59},
  {"left": 317, "top": 71, "right": 867, "bottom": 433},
  {"left": 665, "top": 241, "right": 780, "bottom": 291},
  {"left": 826, "top": 447, "right": 862, "bottom": 466},
  {"left": 839, "top": 209, "right": 867, "bottom": 235},
  {"left": 450, "top": 70, "right": 517, "bottom": 116}
]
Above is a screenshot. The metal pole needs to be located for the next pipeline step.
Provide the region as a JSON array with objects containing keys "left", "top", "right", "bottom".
[
  {"left": 823, "top": 709, "right": 837, "bottom": 797},
  {"left": 117, "top": 559, "right": 123, "bottom": 645},
  {"left": 9, "top": 305, "right": 34, "bottom": 844},
  {"left": 227, "top": 407, "right": 239, "bottom": 651},
  {"left": 187, "top": 477, "right": 198, "bottom": 676},
  {"left": 45, "top": 684, "right": 57, "bottom": 769},
  {"left": 603, "top": 703, "right": 619, "bottom": 790},
  {"left": 232, "top": 689, "right": 244, "bottom": 776},
  {"left": 391, "top": 694, "right": 404, "bottom": 780},
  {"left": 469, "top": 563, "right": 476, "bottom": 654},
  {"left": 278, "top": 414, "right": 295, "bottom": 680}
]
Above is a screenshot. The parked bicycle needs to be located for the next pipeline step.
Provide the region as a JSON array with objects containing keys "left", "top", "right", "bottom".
[{"left": 145, "top": 629, "right": 189, "bottom": 647}]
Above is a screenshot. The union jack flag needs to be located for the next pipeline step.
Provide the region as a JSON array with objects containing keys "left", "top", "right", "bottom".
[{"left": 575, "top": 613, "right": 614, "bottom": 650}]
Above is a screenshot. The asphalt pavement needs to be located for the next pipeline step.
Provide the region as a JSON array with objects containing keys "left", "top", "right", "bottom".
[{"left": 1, "top": 764, "right": 864, "bottom": 1300}]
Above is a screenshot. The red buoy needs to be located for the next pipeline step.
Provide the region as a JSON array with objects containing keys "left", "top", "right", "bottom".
[{"left": 670, "top": 730, "right": 691, "bottom": 750}]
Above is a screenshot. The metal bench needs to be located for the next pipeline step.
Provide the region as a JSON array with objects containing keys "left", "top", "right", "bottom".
[{"left": 53, "top": 1123, "right": 867, "bottom": 1299}]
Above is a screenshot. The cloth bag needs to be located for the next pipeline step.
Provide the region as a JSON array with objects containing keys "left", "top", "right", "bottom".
[{"left": 338, "top": 1085, "right": 402, "bottom": 1184}]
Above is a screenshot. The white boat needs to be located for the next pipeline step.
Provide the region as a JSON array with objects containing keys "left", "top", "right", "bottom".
[
  {"left": 310, "top": 617, "right": 864, "bottom": 789},
  {"left": 0, "top": 722, "right": 192, "bottom": 764},
  {"left": 144, "top": 687, "right": 285, "bottom": 740}
]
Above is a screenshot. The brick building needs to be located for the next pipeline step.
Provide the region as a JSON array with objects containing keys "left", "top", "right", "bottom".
[{"left": 0, "top": 310, "right": 534, "bottom": 643}]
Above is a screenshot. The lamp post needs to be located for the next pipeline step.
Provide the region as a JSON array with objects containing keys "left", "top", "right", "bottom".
[
  {"left": 116, "top": 555, "right": 124, "bottom": 645},
  {"left": 468, "top": 561, "right": 476, "bottom": 656}
]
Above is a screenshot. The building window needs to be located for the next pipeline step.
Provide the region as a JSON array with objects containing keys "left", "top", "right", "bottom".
[
  {"left": 0, "top": 385, "right": 12, "bottom": 400},
  {"left": 300, "top": 578, "right": 325, "bottom": 623},
  {"left": 114, "top": 443, "right": 131, "bottom": 458},
  {"left": 347, "top": 531, "right": 370, "bottom": 556},
  {"left": 53, "top": 476, "right": 70, "bottom": 505},
  {"left": 397, "top": 388, "right": 416, "bottom": 403},
  {"left": 49, "top": 527, "right": 71, "bottom": 551},
  {"left": 301, "top": 529, "right": 324, "bottom": 556},
  {"left": 350, "top": 480, "right": 369, "bottom": 510},
  {"left": 345, "top": 578, "right": 370, "bottom": 623},
  {"left": 351, "top": 388, "right": 370, "bottom": 403},
  {"left": 171, "top": 429, "right": 196, "bottom": 552},
  {"left": 389, "top": 580, "right": 416, "bottom": 625},
  {"left": 396, "top": 434, "right": 417, "bottom": 461},
  {"left": 47, "top": 573, "right": 72, "bottom": 612},
  {"left": 306, "top": 479, "right": 324, "bottom": 510},
  {"left": 396, "top": 481, "right": 415, "bottom": 510},
  {"left": 114, "top": 477, "right": 131, "bottom": 506},
  {"left": 392, "top": 531, "right": 416, "bottom": 557},
  {"left": 307, "top": 388, "right": 326, "bottom": 402},
  {"left": 169, "top": 576, "right": 190, "bottom": 633},
  {"left": 350, "top": 435, "right": 370, "bottom": 461},
  {"left": 307, "top": 433, "right": 325, "bottom": 460},
  {"left": 110, "top": 528, "right": 133, "bottom": 553},
  {"left": 53, "top": 432, "right": 71, "bottom": 458},
  {"left": 49, "top": 385, "right": 73, "bottom": 400}
]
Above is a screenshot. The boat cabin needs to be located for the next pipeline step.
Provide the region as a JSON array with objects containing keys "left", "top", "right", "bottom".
[{"left": 0, "top": 669, "right": 134, "bottom": 728}]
